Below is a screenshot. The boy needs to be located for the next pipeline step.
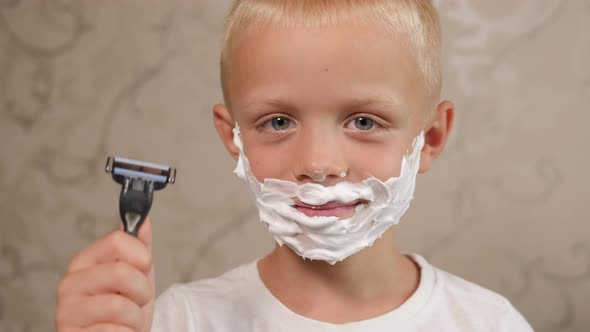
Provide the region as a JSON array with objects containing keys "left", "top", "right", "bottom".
[{"left": 55, "top": 0, "right": 534, "bottom": 331}]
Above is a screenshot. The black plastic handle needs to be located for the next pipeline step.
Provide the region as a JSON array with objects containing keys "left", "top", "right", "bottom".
[{"left": 118, "top": 179, "right": 154, "bottom": 237}]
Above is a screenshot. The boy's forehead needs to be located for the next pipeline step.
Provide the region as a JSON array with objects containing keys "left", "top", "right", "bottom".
[{"left": 227, "top": 22, "right": 427, "bottom": 115}]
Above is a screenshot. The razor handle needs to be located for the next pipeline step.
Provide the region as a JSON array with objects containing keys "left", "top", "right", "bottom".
[
  {"left": 105, "top": 156, "right": 176, "bottom": 237},
  {"left": 119, "top": 177, "right": 154, "bottom": 237}
]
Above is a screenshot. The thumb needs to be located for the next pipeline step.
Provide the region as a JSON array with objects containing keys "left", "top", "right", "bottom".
[
  {"left": 117, "top": 217, "right": 153, "bottom": 250},
  {"left": 137, "top": 217, "right": 153, "bottom": 251}
]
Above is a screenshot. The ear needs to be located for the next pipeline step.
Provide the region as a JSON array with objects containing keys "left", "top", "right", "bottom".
[
  {"left": 419, "top": 100, "right": 454, "bottom": 174},
  {"left": 213, "top": 103, "right": 239, "bottom": 160}
]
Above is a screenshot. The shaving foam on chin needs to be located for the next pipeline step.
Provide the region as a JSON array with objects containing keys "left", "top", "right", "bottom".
[{"left": 233, "top": 124, "right": 424, "bottom": 265}]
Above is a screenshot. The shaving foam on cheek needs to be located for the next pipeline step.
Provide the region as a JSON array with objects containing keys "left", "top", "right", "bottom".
[{"left": 233, "top": 124, "right": 424, "bottom": 265}]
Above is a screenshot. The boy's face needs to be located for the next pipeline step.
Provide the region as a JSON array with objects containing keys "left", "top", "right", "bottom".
[{"left": 215, "top": 22, "right": 452, "bottom": 188}]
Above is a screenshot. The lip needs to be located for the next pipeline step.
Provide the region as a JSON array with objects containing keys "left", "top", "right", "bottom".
[{"left": 293, "top": 199, "right": 362, "bottom": 218}]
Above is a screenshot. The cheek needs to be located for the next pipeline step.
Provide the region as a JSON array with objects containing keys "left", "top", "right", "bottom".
[
  {"left": 249, "top": 158, "right": 271, "bottom": 183},
  {"left": 348, "top": 143, "right": 406, "bottom": 181},
  {"left": 244, "top": 147, "right": 291, "bottom": 183}
]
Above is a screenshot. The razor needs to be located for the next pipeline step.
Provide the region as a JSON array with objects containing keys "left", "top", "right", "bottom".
[{"left": 105, "top": 156, "right": 176, "bottom": 237}]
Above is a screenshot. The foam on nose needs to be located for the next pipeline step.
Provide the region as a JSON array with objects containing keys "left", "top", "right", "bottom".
[{"left": 311, "top": 172, "right": 327, "bottom": 183}]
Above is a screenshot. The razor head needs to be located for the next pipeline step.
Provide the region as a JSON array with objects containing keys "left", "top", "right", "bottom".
[
  {"left": 105, "top": 156, "right": 176, "bottom": 190},
  {"left": 105, "top": 156, "right": 176, "bottom": 237}
]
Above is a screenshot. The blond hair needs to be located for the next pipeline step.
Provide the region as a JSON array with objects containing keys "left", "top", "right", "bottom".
[{"left": 220, "top": 0, "right": 441, "bottom": 107}]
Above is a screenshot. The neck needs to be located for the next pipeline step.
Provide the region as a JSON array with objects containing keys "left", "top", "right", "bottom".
[{"left": 258, "top": 228, "right": 419, "bottom": 301}]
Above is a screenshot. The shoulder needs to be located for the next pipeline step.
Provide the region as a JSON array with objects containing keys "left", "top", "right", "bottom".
[
  {"left": 158, "top": 259, "right": 257, "bottom": 305},
  {"left": 411, "top": 254, "right": 533, "bottom": 331},
  {"left": 152, "top": 260, "right": 259, "bottom": 331},
  {"left": 171, "top": 260, "right": 254, "bottom": 296},
  {"left": 435, "top": 266, "right": 512, "bottom": 310}
]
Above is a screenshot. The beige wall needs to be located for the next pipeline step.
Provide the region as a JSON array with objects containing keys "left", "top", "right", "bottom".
[{"left": 1, "top": 1, "right": 588, "bottom": 331}]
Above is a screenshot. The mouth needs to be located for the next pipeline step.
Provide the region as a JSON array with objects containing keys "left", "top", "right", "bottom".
[{"left": 292, "top": 199, "right": 364, "bottom": 218}]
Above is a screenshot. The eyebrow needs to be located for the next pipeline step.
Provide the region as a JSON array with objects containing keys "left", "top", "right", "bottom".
[
  {"left": 341, "top": 94, "right": 404, "bottom": 111},
  {"left": 240, "top": 93, "right": 407, "bottom": 121},
  {"left": 242, "top": 98, "right": 298, "bottom": 113}
]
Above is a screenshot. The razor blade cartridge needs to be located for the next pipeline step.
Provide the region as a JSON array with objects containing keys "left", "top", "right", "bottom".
[{"left": 105, "top": 156, "right": 176, "bottom": 237}]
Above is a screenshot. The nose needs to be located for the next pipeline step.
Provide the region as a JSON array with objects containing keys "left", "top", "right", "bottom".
[{"left": 293, "top": 127, "right": 348, "bottom": 185}]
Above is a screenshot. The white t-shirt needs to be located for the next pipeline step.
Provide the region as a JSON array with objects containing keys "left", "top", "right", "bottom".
[{"left": 152, "top": 254, "right": 533, "bottom": 331}]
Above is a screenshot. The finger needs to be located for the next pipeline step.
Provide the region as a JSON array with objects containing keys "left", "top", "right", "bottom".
[
  {"left": 59, "top": 261, "right": 152, "bottom": 307},
  {"left": 67, "top": 230, "right": 151, "bottom": 274},
  {"left": 56, "top": 294, "right": 142, "bottom": 330}
]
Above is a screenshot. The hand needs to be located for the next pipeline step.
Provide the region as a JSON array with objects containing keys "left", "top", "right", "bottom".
[{"left": 55, "top": 218, "right": 155, "bottom": 332}]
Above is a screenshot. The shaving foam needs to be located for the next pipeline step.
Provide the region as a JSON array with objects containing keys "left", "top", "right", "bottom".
[{"left": 233, "top": 124, "right": 424, "bottom": 265}]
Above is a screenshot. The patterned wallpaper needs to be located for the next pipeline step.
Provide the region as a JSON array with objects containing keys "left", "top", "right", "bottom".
[{"left": 0, "top": 0, "right": 588, "bottom": 331}]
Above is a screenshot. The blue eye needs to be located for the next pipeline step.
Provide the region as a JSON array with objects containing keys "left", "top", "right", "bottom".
[
  {"left": 349, "top": 117, "right": 376, "bottom": 130},
  {"left": 268, "top": 117, "right": 291, "bottom": 131}
]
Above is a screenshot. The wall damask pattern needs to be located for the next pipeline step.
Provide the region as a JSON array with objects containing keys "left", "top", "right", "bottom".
[{"left": 0, "top": 1, "right": 588, "bottom": 331}]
